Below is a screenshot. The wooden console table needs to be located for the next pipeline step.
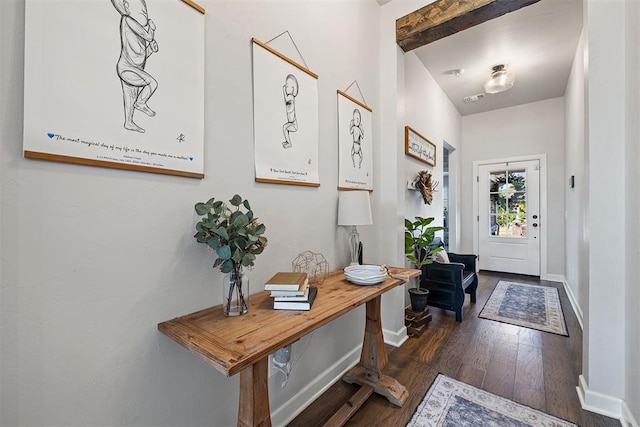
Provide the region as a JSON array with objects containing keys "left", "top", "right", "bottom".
[{"left": 158, "top": 267, "right": 420, "bottom": 427}]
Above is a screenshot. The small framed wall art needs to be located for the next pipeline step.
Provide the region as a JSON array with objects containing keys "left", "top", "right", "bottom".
[{"left": 405, "top": 126, "right": 436, "bottom": 167}]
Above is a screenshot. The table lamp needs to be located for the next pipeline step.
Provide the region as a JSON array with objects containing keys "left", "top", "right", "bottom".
[{"left": 338, "top": 190, "right": 372, "bottom": 265}]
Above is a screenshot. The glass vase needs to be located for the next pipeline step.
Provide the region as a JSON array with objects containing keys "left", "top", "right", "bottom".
[{"left": 222, "top": 264, "right": 249, "bottom": 316}]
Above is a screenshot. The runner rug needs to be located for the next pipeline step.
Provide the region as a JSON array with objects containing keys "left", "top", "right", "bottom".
[
  {"left": 479, "top": 280, "right": 569, "bottom": 336},
  {"left": 406, "top": 374, "right": 577, "bottom": 427}
]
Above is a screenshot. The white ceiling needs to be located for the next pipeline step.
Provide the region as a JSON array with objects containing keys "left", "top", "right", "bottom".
[{"left": 411, "top": 0, "right": 584, "bottom": 116}]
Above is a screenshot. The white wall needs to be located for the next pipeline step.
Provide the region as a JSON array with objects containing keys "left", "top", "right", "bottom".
[
  {"left": 398, "top": 52, "right": 461, "bottom": 307},
  {"left": 376, "top": 0, "right": 434, "bottom": 344},
  {"left": 376, "top": 0, "right": 458, "bottom": 314},
  {"left": 581, "top": 0, "right": 626, "bottom": 417},
  {"left": 577, "top": 0, "right": 638, "bottom": 424},
  {"left": 403, "top": 53, "right": 461, "bottom": 238},
  {"left": 625, "top": 0, "right": 640, "bottom": 421},
  {"left": 564, "top": 29, "right": 588, "bottom": 326},
  {"left": 460, "top": 98, "right": 566, "bottom": 276},
  {"left": 0, "top": 1, "right": 386, "bottom": 426}
]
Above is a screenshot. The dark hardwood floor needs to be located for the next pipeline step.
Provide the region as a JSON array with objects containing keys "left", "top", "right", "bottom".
[{"left": 288, "top": 271, "right": 620, "bottom": 427}]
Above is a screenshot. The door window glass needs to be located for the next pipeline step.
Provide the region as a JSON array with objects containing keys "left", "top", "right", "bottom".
[{"left": 489, "top": 169, "right": 526, "bottom": 237}]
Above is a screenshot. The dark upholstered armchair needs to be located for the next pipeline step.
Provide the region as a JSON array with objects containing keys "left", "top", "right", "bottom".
[{"left": 419, "top": 248, "right": 478, "bottom": 322}]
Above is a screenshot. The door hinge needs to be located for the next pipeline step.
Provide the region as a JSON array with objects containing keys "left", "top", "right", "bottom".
[
  {"left": 477, "top": 215, "right": 479, "bottom": 222},
  {"left": 476, "top": 176, "right": 479, "bottom": 182}
]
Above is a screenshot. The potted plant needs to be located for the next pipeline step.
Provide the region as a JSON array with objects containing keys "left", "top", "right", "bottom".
[
  {"left": 193, "top": 195, "right": 268, "bottom": 316},
  {"left": 404, "top": 216, "right": 443, "bottom": 312}
]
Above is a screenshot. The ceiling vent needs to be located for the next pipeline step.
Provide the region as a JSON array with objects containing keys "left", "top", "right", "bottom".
[{"left": 463, "top": 93, "right": 485, "bottom": 103}]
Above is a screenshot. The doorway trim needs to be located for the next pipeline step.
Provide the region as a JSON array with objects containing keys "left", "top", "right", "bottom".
[
  {"left": 443, "top": 140, "right": 459, "bottom": 252},
  {"left": 473, "top": 153, "right": 548, "bottom": 278}
]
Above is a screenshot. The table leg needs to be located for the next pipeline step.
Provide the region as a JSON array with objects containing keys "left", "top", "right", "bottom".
[
  {"left": 342, "top": 295, "right": 408, "bottom": 407},
  {"left": 238, "top": 357, "right": 271, "bottom": 427}
]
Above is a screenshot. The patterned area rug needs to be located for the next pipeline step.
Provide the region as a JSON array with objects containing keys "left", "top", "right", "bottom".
[
  {"left": 479, "top": 281, "right": 568, "bottom": 336},
  {"left": 407, "top": 374, "right": 577, "bottom": 427}
]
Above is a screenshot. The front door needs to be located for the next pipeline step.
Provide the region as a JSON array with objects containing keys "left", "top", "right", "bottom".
[{"left": 478, "top": 160, "right": 540, "bottom": 275}]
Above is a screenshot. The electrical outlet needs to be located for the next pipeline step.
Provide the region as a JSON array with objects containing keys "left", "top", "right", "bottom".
[{"left": 269, "top": 345, "right": 292, "bottom": 378}]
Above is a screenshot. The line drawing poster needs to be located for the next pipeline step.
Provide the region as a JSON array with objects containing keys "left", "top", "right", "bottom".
[
  {"left": 337, "top": 91, "right": 373, "bottom": 191},
  {"left": 252, "top": 39, "right": 320, "bottom": 187},
  {"left": 23, "top": 0, "right": 205, "bottom": 178}
]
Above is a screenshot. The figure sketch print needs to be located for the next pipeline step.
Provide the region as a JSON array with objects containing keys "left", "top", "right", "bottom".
[
  {"left": 22, "top": 0, "right": 205, "bottom": 178},
  {"left": 337, "top": 90, "right": 373, "bottom": 191},
  {"left": 112, "top": 0, "right": 160, "bottom": 134},
  {"left": 251, "top": 38, "right": 320, "bottom": 187}
]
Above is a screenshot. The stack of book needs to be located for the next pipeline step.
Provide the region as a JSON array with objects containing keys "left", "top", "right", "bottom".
[{"left": 264, "top": 272, "right": 318, "bottom": 311}]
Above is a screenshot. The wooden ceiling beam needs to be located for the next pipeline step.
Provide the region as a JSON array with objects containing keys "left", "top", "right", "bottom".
[{"left": 396, "top": 0, "right": 542, "bottom": 52}]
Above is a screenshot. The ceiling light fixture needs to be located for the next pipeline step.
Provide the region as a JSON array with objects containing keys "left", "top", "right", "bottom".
[{"left": 484, "top": 64, "right": 515, "bottom": 94}]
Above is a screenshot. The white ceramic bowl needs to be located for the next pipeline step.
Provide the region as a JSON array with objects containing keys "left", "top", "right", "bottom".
[
  {"left": 345, "top": 276, "right": 387, "bottom": 285},
  {"left": 344, "top": 265, "right": 388, "bottom": 285}
]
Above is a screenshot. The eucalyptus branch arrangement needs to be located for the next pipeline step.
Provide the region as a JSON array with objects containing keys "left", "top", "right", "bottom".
[
  {"left": 404, "top": 216, "right": 443, "bottom": 267},
  {"left": 193, "top": 194, "right": 268, "bottom": 273},
  {"left": 193, "top": 195, "right": 267, "bottom": 315}
]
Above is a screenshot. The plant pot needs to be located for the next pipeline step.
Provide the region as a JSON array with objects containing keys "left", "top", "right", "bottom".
[
  {"left": 408, "top": 287, "right": 429, "bottom": 313},
  {"left": 222, "top": 264, "right": 249, "bottom": 316}
]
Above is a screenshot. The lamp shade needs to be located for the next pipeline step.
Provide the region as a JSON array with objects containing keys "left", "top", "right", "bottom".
[
  {"left": 484, "top": 64, "right": 515, "bottom": 94},
  {"left": 338, "top": 190, "right": 372, "bottom": 226}
]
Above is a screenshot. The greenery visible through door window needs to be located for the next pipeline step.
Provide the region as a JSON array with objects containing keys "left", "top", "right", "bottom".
[{"left": 489, "top": 169, "right": 527, "bottom": 237}]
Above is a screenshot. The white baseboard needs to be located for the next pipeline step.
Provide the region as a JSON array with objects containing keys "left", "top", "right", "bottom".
[
  {"left": 621, "top": 401, "right": 640, "bottom": 427},
  {"left": 561, "top": 277, "right": 584, "bottom": 330},
  {"left": 543, "top": 273, "right": 565, "bottom": 283},
  {"left": 542, "top": 274, "right": 584, "bottom": 330},
  {"left": 577, "top": 374, "right": 631, "bottom": 423},
  {"left": 271, "top": 345, "right": 361, "bottom": 427},
  {"left": 383, "top": 324, "right": 409, "bottom": 347}
]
